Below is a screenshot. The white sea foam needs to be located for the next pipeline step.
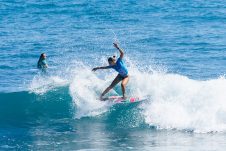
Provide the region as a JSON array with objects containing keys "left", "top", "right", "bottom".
[
  {"left": 69, "top": 65, "right": 113, "bottom": 118},
  {"left": 68, "top": 59, "right": 226, "bottom": 132},
  {"left": 28, "top": 75, "right": 68, "bottom": 94},
  {"left": 137, "top": 73, "right": 226, "bottom": 133},
  {"left": 29, "top": 59, "right": 226, "bottom": 133}
]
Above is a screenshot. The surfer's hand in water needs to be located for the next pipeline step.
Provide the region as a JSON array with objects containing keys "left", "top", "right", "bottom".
[{"left": 113, "top": 43, "right": 119, "bottom": 49}]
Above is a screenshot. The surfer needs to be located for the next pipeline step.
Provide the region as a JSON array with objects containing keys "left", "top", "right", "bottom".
[
  {"left": 37, "top": 53, "right": 48, "bottom": 72},
  {"left": 92, "top": 43, "right": 129, "bottom": 100}
]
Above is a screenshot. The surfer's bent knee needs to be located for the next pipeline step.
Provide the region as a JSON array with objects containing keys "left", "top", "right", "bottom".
[{"left": 121, "top": 83, "right": 126, "bottom": 87}]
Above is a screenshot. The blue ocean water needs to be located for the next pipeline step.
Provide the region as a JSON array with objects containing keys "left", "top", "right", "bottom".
[{"left": 1, "top": 0, "right": 226, "bottom": 150}]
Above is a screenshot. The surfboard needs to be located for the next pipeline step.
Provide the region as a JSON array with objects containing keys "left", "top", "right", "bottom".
[{"left": 102, "top": 96, "right": 147, "bottom": 104}]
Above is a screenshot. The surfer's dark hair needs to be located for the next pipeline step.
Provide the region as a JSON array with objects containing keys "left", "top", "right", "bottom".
[
  {"left": 37, "top": 53, "right": 45, "bottom": 68},
  {"left": 108, "top": 57, "right": 113, "bottom": 62},
  {"left": 108, "top": 56, "right": 116, "bottom": 62},
  {"left": 39, "top": 53, "right": 45, "bottom": 59}
]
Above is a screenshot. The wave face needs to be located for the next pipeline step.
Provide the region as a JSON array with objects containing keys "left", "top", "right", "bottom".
[
  {"left": 0, "top": 88, "right": 73, "bottom": 125},
  {"left": 1, "top": 60, "right": 224, "bottom": 133}
]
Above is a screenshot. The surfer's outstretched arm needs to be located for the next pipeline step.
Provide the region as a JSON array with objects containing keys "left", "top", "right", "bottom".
[
  {"left": 92, "top": 66, "right": 110, "bottom": 72},
  {"left": 113, "top": 43, "right": 124, "bottom": 58}
]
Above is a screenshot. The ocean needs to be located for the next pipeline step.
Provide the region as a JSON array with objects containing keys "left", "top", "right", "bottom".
[{"left": 1, "top": 0, "right": 226, "bottom": 150}]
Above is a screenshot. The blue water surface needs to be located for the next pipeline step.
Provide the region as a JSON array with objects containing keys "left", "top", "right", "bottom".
[{"left": 1, "top": 0, "right": 226, "bottom": 150}]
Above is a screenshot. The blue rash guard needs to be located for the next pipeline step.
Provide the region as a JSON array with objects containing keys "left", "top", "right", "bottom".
[
  {"left": 37, "top": 59, "right": 47, "bottom": 69},
  {"left": 107, "top": 58, "right": 128, "bottom": 77}
]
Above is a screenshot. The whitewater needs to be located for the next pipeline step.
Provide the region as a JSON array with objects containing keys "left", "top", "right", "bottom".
[{"left": 25, "top": 58, "right": 226, "bottom": 133}]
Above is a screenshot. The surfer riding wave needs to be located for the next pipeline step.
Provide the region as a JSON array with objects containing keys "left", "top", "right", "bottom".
[{"left": 92, "top": 43, "right": 129, "bottom": 100}]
